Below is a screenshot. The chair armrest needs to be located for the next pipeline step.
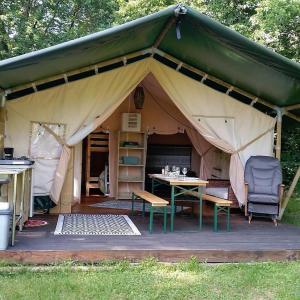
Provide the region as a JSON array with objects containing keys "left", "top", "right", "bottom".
[{"left": 244, "top": 183, "right": 249, "bottom": 216}]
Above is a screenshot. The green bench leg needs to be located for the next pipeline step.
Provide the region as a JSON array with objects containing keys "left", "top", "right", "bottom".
[
  {"left": 149, "top": 206, "right": 154, "bottom": 233},
  {"left": 198, "top": 186, "right": 203, "bottom": 230},
  {"left": 214, "top": 204, "right": 218, "bottom": 232},
  {"left": 149, "top": 206, "right": 168, "bottom": 234},
  {"left": 213, "top": 205, "right": 231, "bottom": 232},
  {"left": 170, "top": 186, "right": 175, "bottom": 232},
  {"left": 142, "top": 200, "right": 145, "bottom": 217},
  {"left": 163, "top": 206, "right": 167, "bottom": 233},
  {"left": 227, "top": 207, "right": 231, "bottom": 232}
]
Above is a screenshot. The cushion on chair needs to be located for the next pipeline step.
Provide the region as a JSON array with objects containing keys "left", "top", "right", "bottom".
[
  {"left": 251, "top": 167, "right": 276, "bottom": 194},
  {"left": 245, "top": 156, "right": 282, "bottom": 195},
  {"left": 248, "top": 203, "right": 279, "bottom": 215},
  {"left": 248, "top": 193, "right": 279, "bottom": 204}
]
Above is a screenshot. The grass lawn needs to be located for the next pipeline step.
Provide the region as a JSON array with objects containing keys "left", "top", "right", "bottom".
[
  {"left": 0, "top": 259, "right": 300, "bottom": 300},
  {"left": 282, "top": 191, "right": 300, "bottom": 226}
]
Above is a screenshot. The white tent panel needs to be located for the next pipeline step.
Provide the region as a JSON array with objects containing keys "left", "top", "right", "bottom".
[{"left": 33, "top": 159, "right": 58, "bottom": 195}]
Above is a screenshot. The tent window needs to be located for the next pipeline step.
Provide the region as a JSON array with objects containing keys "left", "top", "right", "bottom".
[
  {"left": 29, "top": 122, "right": 66, "bottom": 159},
  {"left": 36, "top": 78, "right": 65, "bottom": 91},
  {"left": 6, "top": 87, "right": 35, "bottom": 100}
]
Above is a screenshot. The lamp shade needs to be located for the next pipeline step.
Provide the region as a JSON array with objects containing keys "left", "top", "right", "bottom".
[{"left": 133, "top": 86, "right": 145, "bottom": 109}]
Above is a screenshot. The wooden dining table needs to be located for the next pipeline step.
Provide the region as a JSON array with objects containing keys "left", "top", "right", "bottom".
[{"left": 149, "top": 174, "right": 208, "bottom": 232}]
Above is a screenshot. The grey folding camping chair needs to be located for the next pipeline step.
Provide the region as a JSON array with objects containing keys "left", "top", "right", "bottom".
[{"left": 244, "top": 156, "right": 284, "bottom": 226}]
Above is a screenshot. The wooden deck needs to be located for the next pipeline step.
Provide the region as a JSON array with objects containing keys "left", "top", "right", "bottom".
[{"left": 1, "top": 197, "right": 300, "bottom": 264}]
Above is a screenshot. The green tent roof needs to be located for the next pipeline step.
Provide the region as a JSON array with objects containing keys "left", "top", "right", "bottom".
[{"left": 0, "top": 5, "right": 299, "bottom": 115}]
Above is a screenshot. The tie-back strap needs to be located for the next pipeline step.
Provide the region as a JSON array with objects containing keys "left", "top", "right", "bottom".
[{"left": 233, "top": 127, "right": 274, "bottom": 154}]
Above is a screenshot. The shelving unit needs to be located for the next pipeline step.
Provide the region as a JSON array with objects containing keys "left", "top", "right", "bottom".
[
  {"left": 116, "top": 131, "right": 147, "bottom": 199},
  {"left": 85, "top": 131, "right": 109, "bottom": 196}
]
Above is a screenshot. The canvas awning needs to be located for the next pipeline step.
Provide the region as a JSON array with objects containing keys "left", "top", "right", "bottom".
[{"left": 0, "top": 5, "right": 299, "bottom": 119}]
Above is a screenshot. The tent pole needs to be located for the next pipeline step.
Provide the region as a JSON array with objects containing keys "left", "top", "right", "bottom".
[
  {"left": 151, "top": 4, "right": 187, "bottom": 54},
  {"left": 0, "top": 93, "right": 6, "bottom": 154},
  {"left": 285, "top": 111, "right": 300, "bottom": 122},
  {"left": 275, "top": 108, "right": 282, "bottom": 160},
  {"left": 279, "top": 165, "right": 300, "bottom": 220},
  {"left": 285, "top": 103, "right": 300, "bottom": 111},
  {"left": 152, "top": 16, "right": 177, "bottom": 51}
]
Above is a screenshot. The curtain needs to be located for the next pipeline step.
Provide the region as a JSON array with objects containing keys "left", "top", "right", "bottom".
[
  {"left": 186, "top": 128, "right": 214, "bottom": 179},
  {"left": 150, "top": 60, "right": 275, "bottom": 204}
]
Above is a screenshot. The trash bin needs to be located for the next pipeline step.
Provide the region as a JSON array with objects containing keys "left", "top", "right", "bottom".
[{"left": 0, "top": 202, "right": 12, "bottom": 250}]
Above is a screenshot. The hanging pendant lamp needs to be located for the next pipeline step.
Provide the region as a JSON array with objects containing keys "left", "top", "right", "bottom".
[{"left": 133, "top": 86, "right": 145, "bottom": 109}]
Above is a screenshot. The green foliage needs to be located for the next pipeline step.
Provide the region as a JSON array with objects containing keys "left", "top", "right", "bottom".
[
  {"left": 282, "top": 196, "right": 300, "bottom": 226},
  {"left": 1, "top": 0, "right": 299, "bottom": 62},
  {"left": 115, "top": 0, "right": 204, "bottom": 23},
  {"left": 201, "top": 0, "right": 260, "bottom": 37},
  {"left": 0, "top": 0, "right": 118, "bottom": 59},
  {"left": 281, "top": 120, "right": 300, "bottom": 188},
  {"left": 250, "top": 0, "right": 300, "bottom": 61}
]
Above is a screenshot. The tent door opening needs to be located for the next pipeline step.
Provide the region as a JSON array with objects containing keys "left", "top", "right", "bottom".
[
  {"left": 145, "top": 132, "right": 196, "bottom": 194},
  {"left": 82, "top": 130, "right": 109, "bottom": 197}
]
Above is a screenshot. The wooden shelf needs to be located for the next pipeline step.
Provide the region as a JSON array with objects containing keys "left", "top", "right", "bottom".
[
  {"left": 116, "top": 131, "right": 147, "bottom": 199},
  {"left": 120, "top": 147, "right": 144, "bottom": 149},
  {"left": 119, "top": 164, "right": 144, "bottom": 167}
]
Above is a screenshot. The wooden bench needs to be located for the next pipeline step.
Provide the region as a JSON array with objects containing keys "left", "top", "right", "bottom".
[
  {"left": 187, "top": 191, "right": 232, "bottom": 232},
  {"left": 132, "top": 190, "right": 169, "bottom": 233}
]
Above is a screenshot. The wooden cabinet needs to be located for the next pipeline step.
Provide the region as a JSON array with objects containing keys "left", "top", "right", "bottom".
[{"left": 116, "top": 131, "right": 147, "bottom": 199}]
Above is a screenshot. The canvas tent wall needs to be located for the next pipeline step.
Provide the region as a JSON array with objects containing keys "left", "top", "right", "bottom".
[{"left": 4, "top": 58, "right": 275, "bottom": 208}]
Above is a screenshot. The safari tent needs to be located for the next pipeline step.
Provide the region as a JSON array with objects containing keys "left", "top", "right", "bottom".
[{"left": 0, "top": 5, "right": 299, "bottom": 215}]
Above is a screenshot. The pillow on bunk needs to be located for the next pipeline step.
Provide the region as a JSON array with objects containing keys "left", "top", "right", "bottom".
[{"left": 205, "top": 187, "right": 229, "bottom": 200}]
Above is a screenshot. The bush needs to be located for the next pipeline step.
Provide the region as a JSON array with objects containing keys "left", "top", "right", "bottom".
[{"left": 281, "top": 119, "right": 300, "bottom": 194}]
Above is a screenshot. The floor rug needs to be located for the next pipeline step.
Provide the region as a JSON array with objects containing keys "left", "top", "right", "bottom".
[
  {"left": 24, "top": 220, "right": 48, "bottom": 228},
  {"left": 89, "top": 200, "right": 188, "bottom": 213},
  {"left": 54, "top": 214, "right": 141, "bottom": 235}
]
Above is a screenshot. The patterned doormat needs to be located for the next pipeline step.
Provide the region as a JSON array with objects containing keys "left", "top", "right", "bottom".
[
  {"left": 54, "top": 214, "right": 141, "bottom": 236},
  {"left": 89, "top": 200, "right": 188, "bottom": 213}
]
